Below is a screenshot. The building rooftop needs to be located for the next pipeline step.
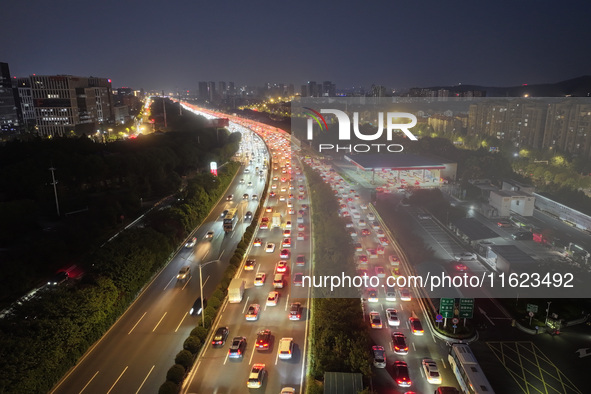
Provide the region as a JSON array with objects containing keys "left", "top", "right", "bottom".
[
  {"left": 490, "top": 245, "right": 537, "bottom": 266},
  {"left": 452, "top": 217, "right": 500, "bottom": 240}
]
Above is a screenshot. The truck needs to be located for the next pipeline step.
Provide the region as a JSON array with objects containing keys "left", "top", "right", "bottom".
[
  {"left": 228, "top": 278, "right": 245, "bottom": 303},
  {"left": 272, "top": 212, "right": 282, "bottom": 228}
]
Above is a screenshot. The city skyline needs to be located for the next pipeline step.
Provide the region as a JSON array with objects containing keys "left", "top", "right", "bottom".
[{"left": 3, "top": 0, "right": 591, "bottom": 92}]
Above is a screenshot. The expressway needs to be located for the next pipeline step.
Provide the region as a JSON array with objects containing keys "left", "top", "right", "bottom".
[
  {"left": 183, "top": 128, "right": 312, "bottom": 393},
  {"left": 305, "top": 159, "right": 462, "bottom": 393},
  {"left": 51, "top": 129, "right": 269, "bottom": 394}
]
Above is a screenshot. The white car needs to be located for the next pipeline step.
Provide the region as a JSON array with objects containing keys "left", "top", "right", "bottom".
[
  {"left": 367, "top": 213, "right": 375, "bottom": 221},
  {"left": 266, "top": 291, "right": 280, "bottom": 306},
  {"left": 422, "top": 359, "right": 442, "bottom": 384},
  {"left": 386, "top": 308, "right": 400, "bottom": 326},
  {"left": 454, "top": 252, "right": 477, "bottom": 261},
  {"left": 360, "top": 203, "right": 368, "bottom": 210},
  {"left": 265, "top": 243, "right": 276, "bottom": 253},
  {"left": 285, "top": 221, "right": 292, "bottom": 229}
]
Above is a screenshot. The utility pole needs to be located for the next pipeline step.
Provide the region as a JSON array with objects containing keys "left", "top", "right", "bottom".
[
  {"left": 163, "top": 98, "right": 167, "bottom": 128},
  {"left": 49, "top": 165, "right": 60, "bottom": 217}
]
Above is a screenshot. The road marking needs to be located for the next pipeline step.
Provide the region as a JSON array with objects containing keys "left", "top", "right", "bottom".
[
  {"left": 135, "top": 365, "right": 155, "bottom": 394},
  {"left": 264, "top": 303, "right": 267, "bottom": 311},
  {"left": 222, "top": 301, "right": 228, "bottom": 313},
  {"left": 242, "top": 297, "right": 249, "bottom": 313},
  {"left": 412, "top": 342, "right": 416, "bottom": 351},
  {"left": 78, "top": 371, "right": 99, "bottom": 393},
  {"left": 223, "top": 352, "right": 229, "bottom": 365},
  {"left": 219, "top": 249, "right": 225, "bottom": 260},
  {"left": 285, "top": 294, "right": 290, "bottom": 310},
  {"left": 203, "top": 275, "right": 210, "bottom": 287},
  {"left": 275, "top": 348, "right": 280, "bottom": 365},
  {"left": 128, "top": 312, "right": 147, "bottom": 335},
  {"left": 175, "top": 312, "right": 188, "bottom": 332},
  {"left": 441, "top": 358, "right": 446, "bottom": 368},
  {"left": 152, "top": 312, "right": 167, "bottom": 332},
  {"left": 181, "top": 276, "right": 191, "bottom": 290},
  {"left": 163, "top": 276, "right": 175, "bottom": 291},
  {"left": 106, "top": 366, "right": 128, "bottom": 394},
  {"left": 194, "top": 360, "right": 201, "bottom": 373},
  {"left": 249, "top": 343, "right": 256, "bottom": 365}
]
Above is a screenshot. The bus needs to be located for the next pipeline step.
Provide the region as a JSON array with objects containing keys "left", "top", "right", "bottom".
[
  {"left": 448, "top": 343, "right": 495, "bottom": 394},
  {"left": 223, "top": 208, "right": 238, "bottom": 233}
]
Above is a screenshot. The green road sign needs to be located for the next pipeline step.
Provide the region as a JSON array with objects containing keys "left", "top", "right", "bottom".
[
  {"left": 440, "top": 298, "right": 454, "bottom": 318},
  {"left": 459, "top": 298, "right": 474, "bottom": 318},
  {"left": 527, "top": 303, "right": 539, "bottom": 313}
]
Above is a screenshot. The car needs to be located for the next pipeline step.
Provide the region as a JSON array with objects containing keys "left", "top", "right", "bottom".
[
  {"left": 283, "top": 229, "right": 291, "bottom": 237},
  {"left": 273, "top": 176, "right": 279, "bottom": 181},
  {"left": 386, "top": 308, "right": 400, "bottom": 326},
  {"left": 245, "top": 259, "right": 256, "bottom": 271},
  {"left": 247, "top": 363, "right": 266, "bottom": 388},
  {"left": 394, "top": 361, "right": 411, "bottom": 387},
  {"left": 367, "top": 248, "right": 378, "bottom": 259},
  {"left": 367, "top": 289, "right": 378, "bottom": 303},
  {"left": 376, "top": 229, "right": 385, "bottom": 236},
  {"left": 389, "top": 255, "right": 400, "bottom": 266},
  {"left": 288, "top": 208, "right": 295, "bottom": 215},
  {"left": 367, "top": 212, "right": 375, "bottom": 220},
  {"left": 211, "top": 326, "right": 229, "bottom": 347},
  {"left": 278, "top": 337, "right": 294, "bottom": 360},
  {"left": 376, "top": 245, "right": 385, "bottom": 255},
  {"left": 226, "top": 194, "right": 233, "bottom": 201},
  {"left": 271, "top": 184, "right": 277, "bottom": 190},
  {"left": 297, "top": 223, "right": 305, "bottom": 232},
  {"left": 341, "top": 210, "right": 350, "bottom": 217},
  {"left": 400, "top": 288, "right": 412, "bottom": 301},
  {"left": 177, "top": 266, "right": 191, "bottom": 280},
  {"left": 245, "top": 304, "right": 260, "bottom": 321},
  {"left": 296, "top": 255, "right": 306, "bottom": 266},
  {"left": 375, "top": 266, "right": 386, "bottom": 278},
  {"left": 371, "top": 221, "right": 380, "bottom": 231},
  {"left": 276, "top": 260, "right": 288, "bottom": 273},
  {"left": 497, "top": 219, "right": 512, "bottom": 227},
  {"left": 256, "top": 329, "right": 272, "bottom": 351},
  {"left": 372, "top": 345, "right": 387, "bottom": 368},
  {"left": 282, "top": 238, "right": 291, "bottom": 248},
  {"left": 392, "top": 332, "right": 408, "bottom": 355},
  {"left": 269, "top": 191, "right": 276, "bottom": 197},
  {"left": 301, "top": 204, "right": 309, "bottom": 210},
  {"left": 455, "top": 262, "right": 468, "bottom": 271},
  {"left": 245, "top": 211, "right": 253, "bottom": 220},
  {"left": 417, "top": 213, "right": 432, "bottom": 219},
  {"left": 220, "top": 209, "right": 229, "bottom": 218},
  {"left": 360, "top": 203, "right": 368, "bottom": 210},
  {"left": 185, "top": 237, "right": 197, "bottom": 248},
  {"left": 280, "top": 249, "right": 290, "bottom": 258},
  {"left": 265, "top": 243, "right": 276, "bottom": 253},
  {"left": 358, "top": 219, "right": 367, "bottom": 227},
  {"left": 345, "top": 220, "right": 354, "bottom": 228},
  {"left": 243, "top": 193, "right": 249, "bottom": 200},
  {"left": 252, "top": 194, "right": 258, "bottom": 200},
  {"left": 354, "top": 243, "right": 363, "bottom": 252},
  {"left": 358, "top": 255, "right": 368, "bottom": 265},
  {"left": 293, "top": 273, "right": 303, "bottom": 286},
  {"left": 247, "top": 181, "right": 253, "bottom": 188},
  {"left": 47, "top": 271, "right": 68, "bottom": 286},
  {"left": 190, "top": 297, "right": 207, "bottom": 316},
  {"left": 454, "top": 252, "right": 477, "bottom": 261},
  {"left": 205, "top": 230, "right": 215, "bottom": 239},
  {"left": 378, "top": 237, "right": 389, "bottom": 246},
  {"left": 266, "top": 206, "right": 273, "bottom": 213},
  {"left": 410, "top": 317, "right": 424, "bottom": 335},
  {"left": 422, "top": 358, "right": 442, "bottom": 384},
  {"left": 285, "top": 220, "right": 292, "bottom": 229},
  {"left": 287, "top": 201, "right": 293, "bottom": 208},
  {"left": 254, "top": 273, "right": 266, "bottom": 286},
  {"left": 267, "top": 291, "right": 280, "bottom": 306},
  {"left": 239, "top": 178, "right": 245, "bottom": 184},
  {"left": 228, "top": 336, "right": 247, "bottom": 358},
  {"left": 279, "top": 194, "right": 286, "bottom": 201},
  {"left": 390, "top": 267, "right": 400, "bottom": 278},
  {"left": 253, "top": 238, "right": 262, "bottom": 246},
  {"left": 289, "top": 302, "right": 302, "bottom": 320},
  {"left": 370, "top": 311, "right": 383, "bottom": 329},
  {"left": 385, "top": 286, "right": 397, "bottom": 301},
  {"left": 297, "top": 232, "right": 305, "bottom": 241},
  {"left": 512, "top": 231, "right": 533, "bottom": 240}
]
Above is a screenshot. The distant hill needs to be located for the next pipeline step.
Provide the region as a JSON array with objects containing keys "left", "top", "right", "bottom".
[{"left": 423, "top": 75, "right": 591, "bottom": 97}]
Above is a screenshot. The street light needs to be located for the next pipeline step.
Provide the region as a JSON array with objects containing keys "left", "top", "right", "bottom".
[
  {"left": 199, "top": 259, "right": 220, "bottom": 327},
  {"left": 546, "top": 301, "right": 552, "bottom": 323}
]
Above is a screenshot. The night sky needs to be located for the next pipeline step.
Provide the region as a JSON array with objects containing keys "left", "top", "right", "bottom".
[{"left": 3, "top": 0, "right": 591, "bottom": 91}]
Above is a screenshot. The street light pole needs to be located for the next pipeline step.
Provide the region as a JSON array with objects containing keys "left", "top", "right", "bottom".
[
  {"left": 199, "top": 259, "right": 219, "bottom": 327},
  {"left": 546, "top": 301, "right": 552, "bottom": 323}
]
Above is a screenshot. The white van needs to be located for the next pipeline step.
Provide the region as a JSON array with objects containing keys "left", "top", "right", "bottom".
[
  {"left": 278, "top": 337, "right": 293, "bottom": 359},
  {"left": 273, "top": 274, "right": 284, "bottom": 289}
]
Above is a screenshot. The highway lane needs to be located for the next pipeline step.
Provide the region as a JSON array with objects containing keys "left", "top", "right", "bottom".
[
  {"left": 307, "top": 159, "right": 462, "bottom": 393},
  {"left": 184, "top": 133, "right": 312, "bottom": 393},
  {"left": 51, "top": 131, "right": 269, "bottom": 394}
]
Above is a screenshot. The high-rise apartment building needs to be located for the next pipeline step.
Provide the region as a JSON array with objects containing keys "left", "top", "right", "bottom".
[
  {"left": 30, "top": 75, "right": 113, "bottom": 137},
  {"left": 0, "top": 62, "right": 20, "bottom": 132}
]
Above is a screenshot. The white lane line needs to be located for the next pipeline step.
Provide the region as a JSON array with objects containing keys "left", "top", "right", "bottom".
[
  {"left": 202, "top": 275, "right": 210, "bottom": 287},
  {"left": 128, "top": 312, "right": 147, "bottom": 335},
  {"left": 106, "top": 366, "right": 128, "bottom": 394},
  {"left": 412, "top": 342, "right": 416, "bottom": 351},
  {"left": 400, "top": 304, "right": 404, "bottom": 311},
  {"left": 441, "top": 358, "right": 447, "bottom": 368},
  {"left": 285, "top": 294, "right": 290, "bottom": 311},
  {"left": 135, "top": 365, "right": 155, "bottom": 394},
  {"left": 223, "top": 352, "right": 229, "bottom": 365},
  {"left": 249, "top": 343, "right": 256, "bottom": 365},
  {"left": 181, "top": 276, "right": 192, "bottom": 290},
  {"left": 163, "top": 276, "right": 175, "bottom": 291},
  {"left": 275, "top": 348, "right": 280, "bottom": 365},
  {"left": 264, "top": 303, "right": 267, "bottom": 311},
  {"left": 219, "top": 249, "right": 225, "bottom": 260},
  {"left": 431, "top": 330, "right": 436, "bottom": 343},
  {"left": 222, "top": 301, "right": 229, "bottom": 313},
  {"left": 242, "top": 297, "right": 250, "bottom": 313},
  {"left": 175, "top": 312, "right": 188, "bottom": 333},
  {"left": 78, "top": 371, "right": 99, "bottom": 393},
  {"left": 194, "top": 360, "right": 202, "bottom": 374},
  {"left": 152, "top": 312, "right": 167, "bottom": 332}
]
